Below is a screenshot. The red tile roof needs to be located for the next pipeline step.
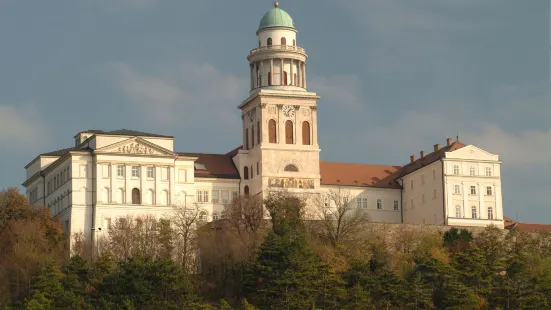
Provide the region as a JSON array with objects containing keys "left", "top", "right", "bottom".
[
  {"left": 398, "top": 141, "right": 466, "bottom": 178},
  {"left": 320, "top": 161, "right": 402, "bottom": 189},
  {"left": 177, "top": 152, "right": 240, "bottom": 179},
  {"left": 504, "top": 216, "right": 551, "bottom": 233}
]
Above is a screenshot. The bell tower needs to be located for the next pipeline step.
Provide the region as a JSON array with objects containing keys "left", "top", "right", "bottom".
[{"left": 233, "top": 2, "right": 321, "bottom": 198}]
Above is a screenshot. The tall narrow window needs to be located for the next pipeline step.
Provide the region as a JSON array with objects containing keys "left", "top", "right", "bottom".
[
  {"left": 132, "top": 188, "right": 141, "bottom": 205},
  {"left": 245, "top": 128, "right": 249, "bottom": 150},
  {"left": 251, "top": 126, "right": 255, "bottom": 148},
  {"left": 470, "top": 167, "right": 476, "bottom": 176},
  {"left": 268, "top": 72, "right": 272, "bottom": 86},
  {"left": 472, "top": 206, "right": 477, "bottom": 219},
  {"left": 244, "top": 166, "right": 249, "bottom": 180},
  {"left": 281, "top": 37, "right": 286, "bottom": 45},
  {"left": 486, "top": 167, "right": 492, "bottom": 176},
  {"left": 394, "top": 200, "right": 399, "bottom": 211},
  {"left": 302, "top": 121, "right": 311, "bottom": 145},
  {"left": 269, "top": 119, "right": 277, "bottom": 143},
  {"left": 453, "top": 165, "right": 460, "bottom": 175},
  {"left": 294, "top": 73, "right": 297, "bottom": 86},
  {"left": 486, "top": 186, "right": 493, "bottom": 196},
  {"left": 454, "top": 185, "right": 461, "bottom": 194},
  {"left": 257, "top": 121, "right": 261, "bottom": 144},
  {"left": 293, "top": 39, "right": 296, "bottom": 46},
  {"left": 356, "top": 198, "right": 362, "bottom": 209},
  {"left": 470, "top": 186, "right": 477, "bottom": 195},
  {"left": 283, "top": 71, "right": 288, "bottom": 85},
  {"left": 244, "top": 186, "right": 250, "bottom": 196},
  {"left": 257, "top": 162, "right": 260, "bottom": 175},
  {"left": 285, "top": 120, "right": 293, "bottom": 144},
  {"left": 267, "top": 38, "right": 272, "bottom": 46},
  {"left": 487, "top": 207, "right": 494, "bottom": 219},
  {"left": 456, "top": 205, "right": 462, "bottom": 218},
  {"left": 377, "top": 199, "right": 383, "bottom": 210}
]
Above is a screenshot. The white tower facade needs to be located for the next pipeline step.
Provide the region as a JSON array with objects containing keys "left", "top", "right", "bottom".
[{"left": 233, "top": 2, "right": 321, "bottom": 198}]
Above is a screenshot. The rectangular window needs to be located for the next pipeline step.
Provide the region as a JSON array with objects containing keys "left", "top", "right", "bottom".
[
  {"left": 196, "top": 190, "right": 203, "bottom": 203},
  {"left": 147, "top": 167, "right": 154, "bottom": 178},
  {"left": 117, "top": 165, "right": 124, "bottom": 177},
  {"left": 421, "top": 175, "right": 425, "bottom": 185},
  {"left": 486, "top": 186, "right": 493, "bottom": 196},
  {"left": 232, "top": 191, "right": 239, "bottom": 201},
  {"left": 203, "top": 190, "right": 209, "bottom": 203},
  {"left": 356, "top": 198, "right": 362, "bottom": 209},
  {"left": 394, "top": 200, "right": 399, "bottom": 211},
  {"left": 221, "top": 191, "right": 229, "bottom": 204},
  {"left": 453, "top": 165, "right": 460, "bottom": 175},
  {"left": 132, "top": 166, "right": 139, "bottom": 178},
  {"left": 212, "top": 190, "right": 219, "bottom": 203},
  {"left": 470, "top": 186, "right": 477, "bottom": 195},
  {"left": 454, "top": 185, "right": 461, "bottom": 194},
  {"left": 470, "top": 167, "right": 476, "bottom": 176},
  {"left": 377, "top": 199, "right": 382, "bottom": 210},
  {"left": 362, "top": 198, "right": 368, "bottom": 209},
  {"left": 410, "top": 199, "right": 414, "bottom": 209},
  {"left": 486, "top": 167, "right": 492, "bottom": 176}
]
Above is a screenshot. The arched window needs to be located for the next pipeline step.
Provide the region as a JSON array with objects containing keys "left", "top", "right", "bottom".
[
  {"left": 293, "top": 39, "right": 296, "bottom": 46},
  {"left": 244, "top": 185, "right": 250, "bottom": 196},
  {"left": 199, "top": 211, "right": 208, "bottom": 222},
  {"left": 487, "top": 207, "right": 494, "bottom": 219},
  {"left": 213, "top": 212, "right": 219, "bottom": 221},
  {"left": 251, "top": 126, "right": 255, "bottom": 148},
  {"left": 281, "top": 37, "right": 286, "bottom": 46},
  {"left": 294, "top": 73, "right": 297, "bottom": 86},
  {"left": 284, "top": 164, "right": 299, "bottom": 172},
  {"left": 132, "top": 188, "right": 141, "bottom": 205},
  {"left": 257, "top": 121, "right": 261, "bottom": 144},
  {"left": 268, "top": 72, "right": 272, "bottom": 86},
  {"left": 471, "top": 206, "right": 477, "bottom": 219},
  {"left": 268, "top": 119, "right": 277, "bottom": 143},
  {"left": 244, "top": 166, "right": 249, "bottom": 180},
  {"left": 267, "top": 38, "right": 272, "bottom": 46},
  {"left": 283, "top": 71, "right": 288, "bottom": 85},
  {"left": 251, "top": 166, "right": 254, "bottom": 179},
  {"left": 102, "top": 187, "right": 110, "bottom": 203},
  {"left": 285, "top": 120, "right": 293, "bottom": 144},
  {"left": 118, "top": 188, "right": 124, "bottom": 204},
  {"left": 302, "top": 121, "right": 311, "bottom": 145},
  {"left": 455, "top": 205, "right": 461, "bottom": 218},
  {"left": 245, "top": 128, "right": 249, "bottom": 150}
]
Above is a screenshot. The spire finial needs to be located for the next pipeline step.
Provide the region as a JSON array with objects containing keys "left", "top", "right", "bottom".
[{"left": 274, "top": 1, "right": 279, "bottom": 7}]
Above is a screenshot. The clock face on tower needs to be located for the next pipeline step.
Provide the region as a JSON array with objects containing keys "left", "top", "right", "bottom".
[{"left": 283, "top": 105, "right": 295, "bottom": 118}]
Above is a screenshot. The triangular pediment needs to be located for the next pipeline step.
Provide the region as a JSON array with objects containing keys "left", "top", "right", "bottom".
[
  {"left": 96, "top": 137, "right": 174, "bottom": 156},
  {"left": 446, "top": 145, "right": 499, "bottom": 161}
]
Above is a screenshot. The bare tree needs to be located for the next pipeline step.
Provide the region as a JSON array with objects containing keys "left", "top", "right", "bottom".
[
  {"left": 171, "top": 202, "right": 205, "bottom": 274},
  {"left": 222, "top": 195, "right": 267, "bottom": 257},
  {"left": 311, "top": 187, "right": 370, "bottom": 248}
]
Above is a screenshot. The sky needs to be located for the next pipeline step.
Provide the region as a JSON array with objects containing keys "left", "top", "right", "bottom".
[{"left": 0, "top": 0, "right": 549, "bottom": 223}]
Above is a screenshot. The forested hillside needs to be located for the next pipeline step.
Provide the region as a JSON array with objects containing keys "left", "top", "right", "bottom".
[{"left": 1, "top": 188, "right": 551, "bottom": 309}]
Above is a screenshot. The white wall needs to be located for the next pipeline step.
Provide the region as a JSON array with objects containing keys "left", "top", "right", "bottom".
[
  {"left": 402, "top": 160, "right": 445, "bottom": 225},
  {"left": 258, "top": 29, "right": 297, "bottom": 48}
]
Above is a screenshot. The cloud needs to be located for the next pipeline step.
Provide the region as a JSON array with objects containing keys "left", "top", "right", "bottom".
[
  {"left": 109, "top": 61, "right": 247, "bottom": 131},
  {"left": 0, "top": 104, "right": 50, "bottom": 152},
  {"left": 93, "top": 0, "right": 157, "bottom": 9},
  {"left": 309, "top": 74, "right": 366, "bottom": 113}
]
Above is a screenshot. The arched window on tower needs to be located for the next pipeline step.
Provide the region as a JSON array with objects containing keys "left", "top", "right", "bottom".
[
  {"left": 293, "top": 39, "right": 296, "bottom": 46},
  {"left": 284, "top": 164, "right": 299, "bottom": 172},
  {"left": 302, "top": 121, "right": 311, "bottom": 145},
  {"left": 268, "top": 119, "right": 277, "bottom": 143},
  {"left": 257, "top": 121, "right": 261, "bottom": 145},
  {"left": 245, "top": 128, "right": 249, "bottom": 150},
  {"left": 281, "top": 37, "right": 286, "bottom": 46},
  {"left": 132, "top": 188, "right": 141, "bottom": 205},
  {"left": 251, "top": 126, "right": 255, "bottom": 148},
  {"left": 283, "top": 71, "right": 288, "bottom": 85},
  {"left": 267, "top": 38, "right": 272, "bottom": 46},
  {"left": 268, "top": 72, "right": 272, "bottom": 86},
  {"left": 244, "top": 166, "right": 249, "bottom": 180},
  {"left": 244, "top": 186, "right": 250, "bottom": 196},
  {"left": 285, "top": 120, "right": 294, "bottom": 144}
]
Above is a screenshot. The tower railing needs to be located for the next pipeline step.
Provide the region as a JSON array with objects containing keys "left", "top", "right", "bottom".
[{"left": 250, "top": 45, "right": 306, "bottom": 56}]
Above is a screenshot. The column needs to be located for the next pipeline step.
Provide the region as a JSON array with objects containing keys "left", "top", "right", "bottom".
[
  {"left": 249, "top": 64, "right": 254, "bottom": 89},
  {"left": 270, "top": 59, "right": 274, "bottom": 86},
  {"left": 253, "top": 63, "right": 257, "bottom": 89},
  {"left": 478, "top": 181, "right": 484, "bottom": 218},
  {"left": 495, "top": 183, "right": 502, "bottom": 220},
  {"left": 303, "top": 63, "right": 307, "bottom": 89},
  {"left": 298, "top": 61, "right": 302, "bottom": 87},
  {"left": 110, "top": 164, "right": 115, "bottom": 203},
  {"left": 125, "top": 165, "right": 130, "bottom": 204},
  {"left": 462, "top": 181, "right": 468, "bottom": 218},
  {"left": 280, "top": 58, "right": 284, "bottom": 85},
  {"left": 290, "top": 59, "right": 294, "bottom": 86},
  {"left": 277, "top": 104, "right": 283, "bottom": 143},
  {"left": 311, "top": 106, "right": 318, "bottom": 145},
  {"left": 140, "top": 165, "right": 145, "bottom": 204},
  {"left": 260, "top": 60, "right": 264, "bottom": 87}
]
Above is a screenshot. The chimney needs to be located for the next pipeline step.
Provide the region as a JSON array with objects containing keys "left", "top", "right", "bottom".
[
  {"left": 434, "top": 144, "right": 440, "bottom": 152},
  {"left": 410, "top": 155, "right": 416, "bottom": 163},
  {"left": 420, "top": 151, "right": 426, "bottom": 158},
  {"left": 446, "top": 138, "right": 453, "bottom": 146}
]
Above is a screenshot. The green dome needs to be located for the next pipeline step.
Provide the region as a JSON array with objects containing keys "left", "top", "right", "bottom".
[{"left": 258, "top": 7, "right": 295, "bottom": 31}]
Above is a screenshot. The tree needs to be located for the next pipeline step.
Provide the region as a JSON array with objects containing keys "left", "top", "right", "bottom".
[
  {"left": 172, "top": 202, "right": 205, "bottom": 274},
  {"left": 311, "top": 187, "right": 370, "bottom": 249}
]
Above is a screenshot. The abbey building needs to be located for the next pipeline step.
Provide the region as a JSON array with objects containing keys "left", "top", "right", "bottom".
[{"left": 22, "top": 4, "right": 505, "bottom": 244}]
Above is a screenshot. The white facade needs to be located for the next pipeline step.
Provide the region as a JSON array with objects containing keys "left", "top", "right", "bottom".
[{"left": 23, "top": 4, "right": 506, "bottom": 248}]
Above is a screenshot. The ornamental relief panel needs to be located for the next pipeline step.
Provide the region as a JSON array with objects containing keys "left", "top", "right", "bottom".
[{"left": 116, "top": 143, "right": 160, "bottom": 155}]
